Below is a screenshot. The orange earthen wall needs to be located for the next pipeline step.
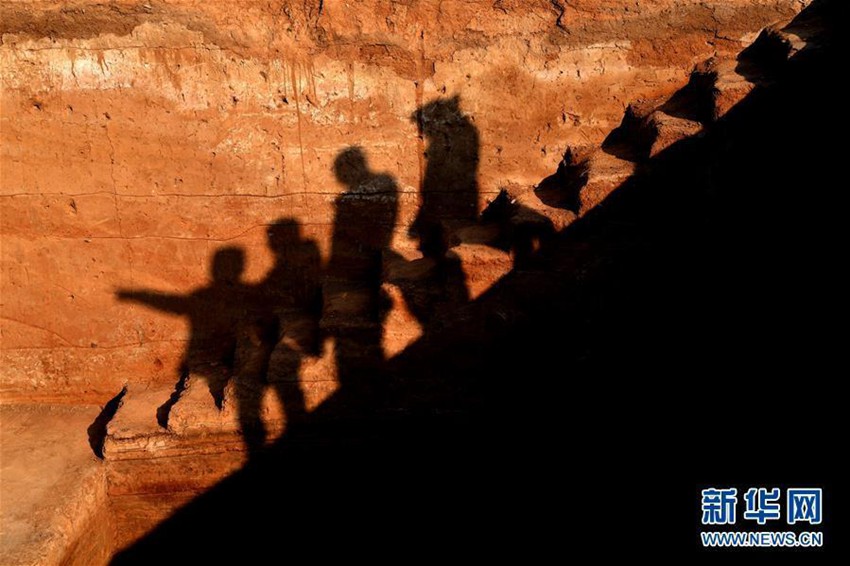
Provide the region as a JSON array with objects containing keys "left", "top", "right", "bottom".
[{"left": 0, "top": 0, "right": 805, "bottom": 403}]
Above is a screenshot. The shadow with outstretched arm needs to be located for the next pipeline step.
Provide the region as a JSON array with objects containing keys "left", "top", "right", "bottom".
[
  {"left": 112, "top": 1, "right": 842, "bottom": 560},
  {"left": 116, "top": 247, "right": 249, "bottom": 421}
]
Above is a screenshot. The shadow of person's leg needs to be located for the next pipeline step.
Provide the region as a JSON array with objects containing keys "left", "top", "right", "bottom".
[
  {"left": 268, "top": 344, "right": 307, "bottom": 429},
  {"left": 234, "top": 375, "right": 266, "bottom": 457},
  {"left": 233, "top": 321, "right": 278, "bottom": 457},
  {"left": 334, "top": 326, "right": 385, "bottom": 413}
]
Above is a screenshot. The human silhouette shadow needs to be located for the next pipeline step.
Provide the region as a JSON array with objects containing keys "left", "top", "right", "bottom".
[
  {"left": 377, "top": 97, "right": 475, "bottom": 327},
  {"left": 234, "top": 218, "right": 323, "bottom": 455},
  {"left": 117, "top": 224, "right": 323, "bottom": 455},
  {"left": 116, "top": 247, "right": 249, "bottom": 420},
  {"left": 111, "top": 1, "right": 842, "bottom": 561},
  {"left": 410, "top": 95, "right": 480, "bottom": 254},
  {"left": 323, "top": 147, "right": 399, "bottom": 406},
  {"left": 391, "top": 96, "right": 555, "bottom": 325}
]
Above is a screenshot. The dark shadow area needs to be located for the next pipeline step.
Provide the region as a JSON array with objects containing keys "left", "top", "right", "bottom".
[
  {"left": 410, "top": 95, "right": 480, "bottom": 255},
  {"left": 323, "top": 147, "right": 398, "bottom": 406},
  {"left": 658, "top": 68, "right": 717, "bottom": 124},
  {"left": 87, "top": 385, "right": 126, "bottom": 459},
  {"left": 235, "top": 218, "right": 323, "bottom": 455},
  {"left": 601, "top": 98, "right": 657, "bottom": 161},
  {"left": 113, "top": 1, "right": 842, "bottom": 560},
  {"left": 736, "top": 28, "right": 795, "bottom": 82},
  {"left": 374, "top": 97, "right": 478, "bottom": 329}
]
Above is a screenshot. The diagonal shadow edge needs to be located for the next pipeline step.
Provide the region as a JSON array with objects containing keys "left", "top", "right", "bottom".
[{"left": 111, "top": 1, "right": 841, "bottom": 561}]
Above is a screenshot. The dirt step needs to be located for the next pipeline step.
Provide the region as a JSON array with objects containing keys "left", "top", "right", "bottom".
[
  {"left": 519, "top": 146, "right": 637, "bottom": 224},
  {"left": 691, "top": 58, "right": 757, "bottom": 121},
  {"left": 103, "top": 381, "right": 245, "bottom": 461},
  {"left": 602, "top": 90, "right": 708, "bottom": 161},
  {"left": 168, "top": 375, "right": 248, "bottom": 437},
  {"left": 672, "top": 15, "right": 821, "bottom": 125},
  {"left": 601, "top": 97, "right": 668, "bottom": 160},
  {"left": 781, "top": 5, "right": 827, "bottom": 52},
  {"left": 105, "top": 384, "right": 169, "bottom": 445},
  {"left": 509, "top": 188, "right": 574, "bottom": 231},
  {"left": 645, "top": 111, "right": 703, "bottom": 158},
  {"left": 1, "top": 404, "right": 110, "bottom": 566},
  {"left": 452, "top": 243, "right": 514, "bottom": 298},
  {"left": 578, "top": 150, "right": 638, "bottom": 213},
  {"left": 525, "top": 11, "right": 822, "bottom": 230},
  {"left": 476, "top": 182, "right": 575, "bottom": 233},
  {"left": 775, "top": 28, "right": 808, "bottom": 56}
]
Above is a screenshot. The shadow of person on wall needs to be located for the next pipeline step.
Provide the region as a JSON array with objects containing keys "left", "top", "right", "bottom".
[
  {"left": 379, "top": 97, "right": 475, "bottom": 329},
  {"left": 410, "top": 95, "right": 480, "bottom": 254},
  {"left": 234, "top": 218, "right": 323, "bottom": 455},
  {"left": 116, "top": 247, "right": 249, "bottom": 420},
  {"left": 111, "top": 1, "right": 843, "bottom": 561},
  {"left": 323, "top": 147, "right": 398, "bottom": 408},
  {"left": 117, "top": 223, "right": 323, "bottom": 456}
]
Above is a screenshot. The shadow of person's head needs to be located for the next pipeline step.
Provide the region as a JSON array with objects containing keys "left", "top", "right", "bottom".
[
  {"left": 411, "top": 94, "right": 464, "bottom": 137},
  {"left": 333, "top": 146, "right": 369, "bottom": 188},
  {"left": 211, "top": 247, "right": 245, "bottom": 284}
]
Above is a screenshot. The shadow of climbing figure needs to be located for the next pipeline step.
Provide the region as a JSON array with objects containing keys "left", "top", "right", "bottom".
[
  {"left": 116, "top": 247, "right": 250, "bottom": 421},
  {"left": 323, "top": 147, "right": 398, "bottom": 407},
  {"left": 410, "top": 95, "right": 480, "bottom": 254},
  {"left": 382, "top": 96, "right": 480, "bottom": 327},
  {"left": 412, "top": 95, "right": 556, "bottom": 272},
  {"left": 234, "top": 218, "right": 323, "bottom": 455}
]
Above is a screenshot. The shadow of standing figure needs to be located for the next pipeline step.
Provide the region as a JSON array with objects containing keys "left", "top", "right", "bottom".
[
  {"left": 410, "top": 95, "right": 480, "bottom": 255},
  {"left": 383, "top": 96, "right": 477, "bottom": 327},
  {"left": 234, "top": 218, "right": 323, "bottom": 455},
  {"left": 410, "top": 95, "right": 555, "bottom": 274},
  {"left": 116, "top": 247, "right": 249, "bottom": 422},
  {"left": 323, "top": 147, "right": 398, "bottom": 406}
]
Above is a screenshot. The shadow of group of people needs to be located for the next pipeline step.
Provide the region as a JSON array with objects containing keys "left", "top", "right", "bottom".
[
  {"left": 117, "top": 96, "right": 553, "bottom": 456},
  {"left": 108, "top": 2, "right": 845, "bottom": 559}
]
